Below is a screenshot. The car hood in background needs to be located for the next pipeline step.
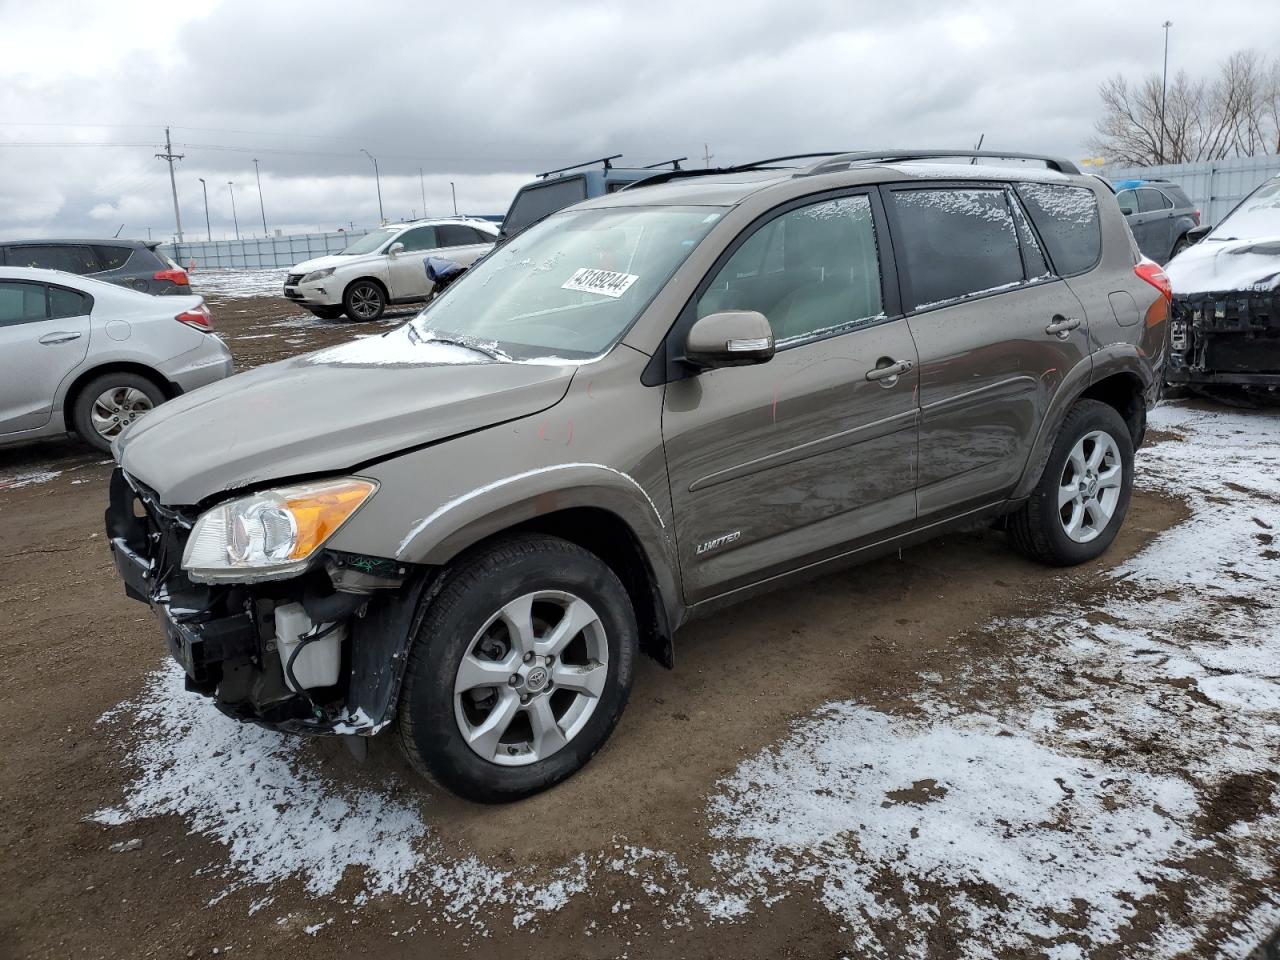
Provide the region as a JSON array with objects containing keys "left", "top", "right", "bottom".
[
  {"left": 1167, "top": 236, "right": 1280, "bottom": 295},
  {"left": 115, "top": 325, "right": 578, "bottom": 505},
  {"left": 289, "top": 252, "right": 382, "bottom": 275}
]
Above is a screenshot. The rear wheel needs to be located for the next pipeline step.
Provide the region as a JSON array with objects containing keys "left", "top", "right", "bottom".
[
  {"left": 1008, "top": 399, "right": 1134, "bottom": 566},
  {"left": 308, "top": 306, "right": 343, "bottom": 320},
  {"left": 342, "top": 280, "right": 385, "bottom": 321},
  {"left": 1170, "top": 235, "right": 1190, "bottom": 260},
  {"left": 71, "top": 372, "right": 166, "bottom": 454},
  {"left": 397, "top": 534, "right": 637, "bottom": 803}
]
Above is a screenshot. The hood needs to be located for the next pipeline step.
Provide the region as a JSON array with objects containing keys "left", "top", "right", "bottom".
[
  {"left": 290, "top": 252, "right": 380, "bottom": 274},
  {"left": 116, "top": 325, "right": 577, "bottom": 505},
  {"left": 1167, "top": 236, "right": 1280, "bottom": 296}
]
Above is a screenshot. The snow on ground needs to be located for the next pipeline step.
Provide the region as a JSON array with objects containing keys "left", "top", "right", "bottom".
[
  {"left": 190, "top": 269, "right": 289, "bottom": 299},
  {"left": 94, "top": 403, "right": 1280, "bottom": 954},
  {"left": 0, "top": 469, "right": 62, "bottom": 490}
]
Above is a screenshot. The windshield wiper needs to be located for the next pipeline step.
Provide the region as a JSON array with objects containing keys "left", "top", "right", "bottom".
[{"left": 410, "top": 327, "right": 506, "bottom": 361}]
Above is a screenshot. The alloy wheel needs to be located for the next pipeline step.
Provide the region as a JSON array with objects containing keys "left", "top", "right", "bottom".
[
  {"left": 453, "top": 590, "right": 609, "bottom": 766},
  {"left": 90, "top": 387, "right": 154, "bottom": 441},
  {"left": 348, "top": 284, "right": 382, "bottom": 319},
  {"left": 1058, "top": 430, "right": 1123, "bottom": 543}
]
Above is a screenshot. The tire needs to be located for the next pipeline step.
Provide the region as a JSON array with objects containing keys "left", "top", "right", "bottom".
[
  {"left": 1008, "top": 399, "right": 1135, "bottom": 567},
  {"left": 342, "top": 279, "right": 385, "bottom": 321},
  {"left": 397, "top": 534, "right": 637, "bottom": 803},
  {"left": 71, "top": 372, "right": 166, "bottom": 454},
  {"left": 309, "top": 306, "right": 343, "bottom": 320},
  {"left": 1169, "top": 236, "right": 1189, "bottom": 260}
]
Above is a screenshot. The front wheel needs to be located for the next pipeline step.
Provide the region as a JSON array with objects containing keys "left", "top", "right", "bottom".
[
  {"left": 1169, "top": 236, "right": 1190, "bottom": 260},
  {"left": 342, "top": 280, "right": 385, "bottom": 321},
  {"left": 397, "top": 534, "right": 637, "bottom": 802},
  {"left": 1008, "top": 399, "right": 1135, "bottom": 566}
]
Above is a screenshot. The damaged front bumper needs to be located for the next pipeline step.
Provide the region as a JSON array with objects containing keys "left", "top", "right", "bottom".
[
  {"left": 105, "top": 468, "right": 425, "bottom": 737},
  {"left": 1168, "top": 291, "right": 1280, "bottom": 389}
]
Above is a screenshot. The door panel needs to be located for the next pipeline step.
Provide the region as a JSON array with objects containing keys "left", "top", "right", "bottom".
[
  {"left": 386, "top": 226, "right": 439, "bottom": 300},
  {"left": 0, "top": 282, "right": 90, "bottom": 434}
]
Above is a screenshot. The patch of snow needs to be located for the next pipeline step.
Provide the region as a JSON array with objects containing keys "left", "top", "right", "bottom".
[
  {"left": 0, "top": 469, "right": 61, "bottom": 490},
  {"left": 190, "top": 269, "right": 289, "bottom": 299}
]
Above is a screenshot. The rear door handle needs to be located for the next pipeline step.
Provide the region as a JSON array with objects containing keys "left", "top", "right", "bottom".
[
  {"left": 865, "top": 358, "right": 913, "bottom": 383},
  {"left": 1045, "top": 316, "right": 1081, "bottom": 338},
  {"left": 38, "top": 331, "right": 82, "bottom": 345}
]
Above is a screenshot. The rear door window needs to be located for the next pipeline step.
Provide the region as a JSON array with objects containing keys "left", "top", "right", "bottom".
[
  {"left": 1138, "top": 188, "right": 1170, "bottom": 213},
  {"left": 92, "top": 245, "right": 133, "bottom": 271},
  {"left": 503, "top": 177, "right": 588, "bottom": 236},
  {"left": 890, "top": 188, "right": 1025, "bottom": 311},
  {"left": 437, "top": 224, "right": 480, "bottom": 247},
  {"left": 0, "top": 281, "right": 49, "bottom": 326},
  {"left": 1015, "top": 183, "right": 1103, "bottom": 277},
  {"left": 8, "top": 244, "right": 99, "bottom": 274}
]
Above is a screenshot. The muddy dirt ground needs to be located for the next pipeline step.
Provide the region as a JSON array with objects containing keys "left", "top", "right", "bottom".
[{"left": 0, "top": 289, "right": 1276, "bottom": 959}]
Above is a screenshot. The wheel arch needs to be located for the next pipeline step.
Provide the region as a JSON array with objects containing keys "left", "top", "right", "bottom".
[
  {"left": 62, "top": 361, "right": 176, "bottom": 431},
  {"left": 344, "top": 275, "right": 389, "bottom": 301}
]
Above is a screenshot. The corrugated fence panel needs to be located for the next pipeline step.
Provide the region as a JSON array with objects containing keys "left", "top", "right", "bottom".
[
  {"left": 161, "top": 230, "right": 372, "bottom": 270},
  {"left": 1107, "top": 156, "right": 1280, "bottom": 227}
]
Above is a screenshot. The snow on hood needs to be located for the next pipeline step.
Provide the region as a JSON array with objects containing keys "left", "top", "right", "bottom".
[
  {"left": 1166, "top": 235, "right": 1280, "bottom": 295},
  {"left": 290, "top": 252, "right": 381, "bottom": 274}
]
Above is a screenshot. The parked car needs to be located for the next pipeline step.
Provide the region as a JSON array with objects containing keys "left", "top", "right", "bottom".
[
  {"left": 0, "top": 239, "right": 191, "bottom": 296},
  {"left": 1165, "top": 173, "right": 1280, "bottom": 399},
  {"left": 0, "top": 267, "right": 232, "bottom": 453},
  {"left": 106, "top": 150, "right": 1169, "bottom": 803},
  {"left": 1112, "top": 179, "right": 1201, "bottom": 263},
  {"left": 500, "top": 155, "right": 686, "bottom": 239},
  {"left": 283, "top": 218, "right": 499, "bottom": 321}
]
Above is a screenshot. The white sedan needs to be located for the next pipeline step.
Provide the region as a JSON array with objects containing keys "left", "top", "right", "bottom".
[
  {"left": 284, "top": 218, "right": 498, "bottom": 321},
  {"left": 0, "top": 267, "right": 233, "bottom": 453}
]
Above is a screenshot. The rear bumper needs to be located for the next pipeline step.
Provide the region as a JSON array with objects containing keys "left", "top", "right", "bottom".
[{"left": 161, "top": 336, "right": 235, "bottom": 394}]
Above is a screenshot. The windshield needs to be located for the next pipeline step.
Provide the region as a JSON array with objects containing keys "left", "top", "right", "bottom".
[
  {"left": 341, "top": 228, "right": 397, "bottom": 255},
  {"left": 412, "top": 205, "right": 723, "bottom": 359},
  {"left": 1211, "top": 179, "right": 1280, "bottom": 241}
]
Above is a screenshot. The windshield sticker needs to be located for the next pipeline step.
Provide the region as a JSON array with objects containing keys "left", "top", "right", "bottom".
[{"left": 562, "top": 267, "right": 639, "bottom": 299}]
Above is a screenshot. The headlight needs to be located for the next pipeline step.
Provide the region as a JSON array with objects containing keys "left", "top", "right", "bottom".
[
  {"left": 301, "top": 267, "right": 335, "bottom": 283},
  {"left": 182, "top": 478, "right": 377, "bottom": 583}
]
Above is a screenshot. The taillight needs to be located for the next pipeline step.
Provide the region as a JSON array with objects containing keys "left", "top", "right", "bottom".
[
  {"left": 1135, "top": 259, "right": 1172, "bottom": 302},
  {"left": 1192, "top": 209, "right": 1201, "bottom": 225},
  {"left": 176, "top": 304, "right": 213, "bottom": 331},
  {"left": 155, "top": 267, "right": 189, "bottom": 286}
]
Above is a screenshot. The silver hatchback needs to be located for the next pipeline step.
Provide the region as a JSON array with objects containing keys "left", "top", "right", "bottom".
[{"left": 0, "top": 267, "right": 233, "bottom": 453}]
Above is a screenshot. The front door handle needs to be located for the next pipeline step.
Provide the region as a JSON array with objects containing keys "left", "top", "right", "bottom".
[
  {"left": 1045, "top": 316, "right": 1082, "bottom": 339},
  {"left": 865, "top": 358, "right": 913, "bottom": 384},
  {"left": 38, "top": 331, "right": 82, "bottom": 345}
]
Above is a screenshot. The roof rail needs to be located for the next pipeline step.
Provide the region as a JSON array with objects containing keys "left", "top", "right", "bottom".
[
  {"left": 622, "top": 152, "right": 854, "bottom": 190},
  {"left": 537, "top": 154, "right": 624, "bottom": 179},
  {"left": 642, "top": 156, "right": 688, "bottom": 170},
  {"left": 800, "top": 150, "right": 1081, "bottom": 176}
]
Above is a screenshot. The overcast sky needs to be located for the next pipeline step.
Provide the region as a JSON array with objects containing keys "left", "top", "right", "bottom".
[{"left": 1, "top": 0, "right": 1276, "bottom": 245}]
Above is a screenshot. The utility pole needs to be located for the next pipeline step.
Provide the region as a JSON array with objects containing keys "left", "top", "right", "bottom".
[
  {"left": 197, "top": 177, "right": 212, "bottom": 241},
  {"left": 155, "top": 126, "right": 185, "bottom": 242},
  {"left": 1159, "top": 20, "right": 1173, "bottom": 165},
  {"left": 361, "top": 148, "right": 384, "bottom": 223},
  {"left": 252, "top": 159, "right": 269, "bottom": 236},
  {"left": 419, "top": 167, "right": 427, "bottom": 217},
  {"left": 227, "top": 181, "right": 240, "bottom": 240},
  {"left": 450, "top": 181, "right": 458, "bottom": 216},
  {"left": 702, "top": 143, "right": 714, "bottom": 168}
]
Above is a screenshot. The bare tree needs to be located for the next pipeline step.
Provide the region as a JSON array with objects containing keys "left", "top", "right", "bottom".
[{"left": 1089, "top": 49, "right": 1280, "bottom": 165}]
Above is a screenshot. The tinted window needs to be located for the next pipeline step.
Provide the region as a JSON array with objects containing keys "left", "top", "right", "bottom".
[
  {"left": 8, "top": 244, "right": 98, "bottom": 274},
  {"left": 0, "top": 282, "right": 48, "bottom": 326},
  {"left": 468, "top": 226, "right": 496, "bottom": 243},
  {"left": 397, "top": 226, "right": 438, "bottom": 252},
  {"left": 49, "top": 286, "right": 90, "bottom": 319},
  {"left": 698, "top": 195, "right": 883, "bottom": 344},
  {"left": 892, "top": 188, "right": 1024, "bottom": 311},
  {"left": 503, "top": 177, "right": 589, "bottom": 236},
  {"left": 92, "top": 245, "right": 133, "bottom": 271},
  {"left": 437, "top": 223, "right": 480, "bottom": 247},
  {"left": 1010, "top": 196, "right": 1050, "bottom": 278},
  {"left": 1162, "top": 185, "right": 1192, "bottom": 207},
  {"left": 1138, "top": 188, "right": 1170, "bottom": 213},
  {"left": 1016, "top": 183, "right": 1103, "bottom": 277}
]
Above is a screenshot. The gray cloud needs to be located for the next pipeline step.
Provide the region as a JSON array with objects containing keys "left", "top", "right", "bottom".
[{"left": 2, "top": 0, "right": 1276, "bottom": 242}]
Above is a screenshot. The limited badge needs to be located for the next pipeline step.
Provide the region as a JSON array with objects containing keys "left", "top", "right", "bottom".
[{"left": 561, "top": 267, "right": 639, "bottom": 298}]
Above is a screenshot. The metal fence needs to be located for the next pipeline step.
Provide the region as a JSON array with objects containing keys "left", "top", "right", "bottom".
[
  {"left": 1106, "top": 155, "right": 1280, "bottom": 227},
  {"left": 160, "top": 230, "right": 372, "bottom": 270}
]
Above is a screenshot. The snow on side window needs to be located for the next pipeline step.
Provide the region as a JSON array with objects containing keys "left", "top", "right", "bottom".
[
  {"left": 1016, "top": 184, "right": 1101, "bottom": 276},
  {"left": 892, "top": 189, "right": 1025, "bottom": 311}
]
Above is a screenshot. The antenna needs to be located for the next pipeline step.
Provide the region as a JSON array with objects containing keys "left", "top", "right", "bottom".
[{"left": 113, "top": 224, "right": 125, "bottom": 238}]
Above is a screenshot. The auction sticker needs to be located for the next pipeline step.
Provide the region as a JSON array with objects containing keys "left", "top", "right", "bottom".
[{"left": 562, "top": 267, "right": 639, "bottom": 298}]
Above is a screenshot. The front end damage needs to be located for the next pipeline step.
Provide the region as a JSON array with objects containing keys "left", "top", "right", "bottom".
[
  {"left": 1168, "top": 289, "right": 1280, "bottom": 395},
  {"left": 105, "top": 468, "right": 427, "bottom": 736}
]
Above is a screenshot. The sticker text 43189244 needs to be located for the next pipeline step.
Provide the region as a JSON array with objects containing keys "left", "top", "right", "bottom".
[{"left": 561, "top": 268, "right": 640, "bottom": 299}]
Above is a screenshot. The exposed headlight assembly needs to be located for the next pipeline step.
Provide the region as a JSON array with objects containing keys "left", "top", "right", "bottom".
[
  {"left": 183, "top": 478, "right": 377, "bottom": 583},
  {"left": 301, "top": 267, "right": 336, "bottom": 283}
]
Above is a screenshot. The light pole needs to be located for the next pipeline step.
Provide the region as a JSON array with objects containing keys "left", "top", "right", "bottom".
[
  {"left": 419, "top": 167, "right": 427, "bottom": 218},
  {"left": 450, "top": 181, "right": 458, "bottom": 216},
  {"left": 197, "top": 177, "right": 212, "bottom": 242},
  {"left": 253, "top": 158, "right": 269, "bottom": 236},
  {"left": 361, "top": 148, "right": 384, "bottom": 223},
  {"left": 227, "top": 181, "right": 240, "bottom": 240},
  {"left": 1159, "top": 20, "right": 1173, "bottom": 165}
]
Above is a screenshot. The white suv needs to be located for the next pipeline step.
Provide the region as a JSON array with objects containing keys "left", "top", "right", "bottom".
[{"left": 283, "top": 218, "right": 498, "bottom": 321}]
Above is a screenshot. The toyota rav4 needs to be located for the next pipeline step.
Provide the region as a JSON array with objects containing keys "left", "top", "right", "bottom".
[{"left": 107, "top": 150, "right": 1170, "bottom": 803}]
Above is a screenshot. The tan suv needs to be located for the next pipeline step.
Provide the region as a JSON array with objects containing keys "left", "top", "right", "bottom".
[{"left": 107, "top": 150, "right": 1171, "bottom": 802}]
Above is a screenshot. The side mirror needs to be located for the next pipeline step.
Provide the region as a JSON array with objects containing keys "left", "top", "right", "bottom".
[
  {"left": 1185, "top": 224, "right": 1212, "bottom": 245},
  {"left": 387, "top": 242, "right": 405, "bottom": 257},
  {"left": 685, "top": 310, "right": 775, "bottom": 369},
  {"left": 1119, "top": 206, "right": 1135, "bottom": 216}
]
